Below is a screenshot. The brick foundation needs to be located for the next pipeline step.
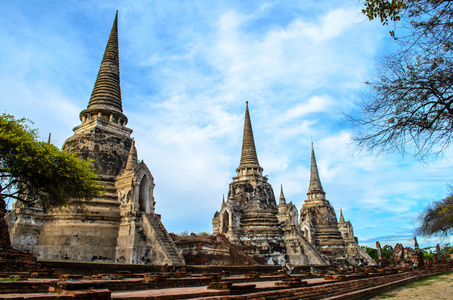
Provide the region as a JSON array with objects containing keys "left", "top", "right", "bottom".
[{"left": 0, "top": 200, "right": 39, "bottom": 273}]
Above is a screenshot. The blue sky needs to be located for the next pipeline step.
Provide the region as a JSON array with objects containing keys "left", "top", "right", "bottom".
[{"left": 1, "top": 0, "right": 452, "bottom": 250}]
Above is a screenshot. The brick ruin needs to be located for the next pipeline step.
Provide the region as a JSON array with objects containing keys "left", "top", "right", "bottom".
[
  {"left": 2, "top": 9, "right": 453, "bottom": 300},
  {"left": 0, "top": 196, "right": 38, "bottom": 272},
  {"left": 4, "top": 11, "right": 372, "bottom": 268},
  {"left": 0, "top": 258, "right": 452, "bottom": 299},
  {"left": 212, "top": 103, "right": 374, "bottom": 266},
  {"left": 171, "top": 233, "right": 267, "bottom": 265},
  {"left": 299, "top": 144, "right": 375, "bottom": 265},
  {"left": 5, "top": 12, "right": 183, "bottom": 266},
  {"left": 374, "top": 238, "right": 425, "bottom": 268}
]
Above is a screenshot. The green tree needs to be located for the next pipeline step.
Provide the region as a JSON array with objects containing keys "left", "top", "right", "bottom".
[
  {"left": 382, "top": 244, "right": 393, "bottom": 260},
  {"left": 349, "top": 1, "right": 453, "bottom": 160},
  {"left": 417, "top": 190, "right": 453, "bottom": 236},
  {"left": 420, "top": 244, "right": 452, "bottom": 260},
  {"left": 0, "top": 114, "right": 102, "bottom": 211},
  {"left": 440, "top": 243, "right": 453, "bottom": 256},
  {"left": 421, "top": 246, "right": 434, "bottom": 260},
  {"left": 361, "top": 245, "right": 378, "bottom": 260}
]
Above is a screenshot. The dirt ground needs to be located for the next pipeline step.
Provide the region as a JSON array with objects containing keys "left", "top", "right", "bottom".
[{"left": 372, "top": 272, "right": 453, "bottom": 299}]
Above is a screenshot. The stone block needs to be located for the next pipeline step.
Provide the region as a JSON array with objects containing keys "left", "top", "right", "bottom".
[
  {"left": 207, "top": 281, "right": 233, "bottom": 290},
  {"left": 59, "top": 275, "right": 84, "bottom": 281},
  {"left": 324, "top": 274, "right": 346, "bottom": 281}
]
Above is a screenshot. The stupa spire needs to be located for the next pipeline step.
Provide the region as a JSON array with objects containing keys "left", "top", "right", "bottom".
[
  {"left": 339, "top": 209, "right": 345, "bottom": 223},
  {"left": 236, "top": 102, "right": 263, "bottom": 176},
  {"left": 79, "top": 11, "right": 128, "bottom": 126},
  {"left": 88, "top": 10, "right": 122, "bottom": 112},
  {"left": 307, "top": 143, "right": 325, "bottom": 199},
  {"left": 278, "top": 185, "right": 287, "bottom": 206},
  {"left": 125, "top": 139, "right": 138, "bottom": 171}
]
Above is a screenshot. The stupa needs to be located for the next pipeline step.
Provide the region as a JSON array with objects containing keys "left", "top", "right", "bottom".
[
  {"left": 299, "top": 144, "right": 375, "bottom": 265},
  {"left": 6, "top": 12, "right": 184, "bottom": 265},
  {"left": 212, "top": 102, "right": 326, "bottom": 265}
]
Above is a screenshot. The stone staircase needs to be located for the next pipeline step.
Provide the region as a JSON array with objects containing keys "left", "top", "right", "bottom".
[
  {"left": 295, "top": 231, "right": 328, "bottom": 265},
  {"left": 96, "top": 177, "right": 118, "bottom": 201},
  {"left": 143, "top": 214, "right": 185, "bottom": 266},
  {"left": 240, "top": 209, "right": 281, "bottom": 234}
]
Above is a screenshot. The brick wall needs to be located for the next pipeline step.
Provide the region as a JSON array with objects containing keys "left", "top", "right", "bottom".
[{"left": 0, "top": 199, "right": 39, "bottom": 272}]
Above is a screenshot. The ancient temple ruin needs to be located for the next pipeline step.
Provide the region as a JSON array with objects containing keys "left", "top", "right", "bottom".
[
  {"left": 213, "top": 102, "right": 374, "bottom": 266},
  {"left": 5, "top": 11, "right": 373, "bottom": 267},
  {"left": 299, "top": 145, "right": 374, "bottom": 265},
  {"left": 6, "top": 12, "right": 184, "bottom": 266},
  {"left": 212, "top": 102, "right": 326, "bottom": 265}
]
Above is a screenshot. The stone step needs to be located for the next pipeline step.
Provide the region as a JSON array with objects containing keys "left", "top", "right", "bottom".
[
  {"left": 241, "top": 217, "right": 279, "bottom": 221},
  {"left": 240, "top": 220, "right": 280, "bottom": 225},
  {"left": 241, "top": 218, "right": 279, "bottom": 221},
  {"left": 143, "top": 214, "right": 184, "bottom": 265},
  {"left": 241, "top": 221, "right": 280, "bottom": 225}
]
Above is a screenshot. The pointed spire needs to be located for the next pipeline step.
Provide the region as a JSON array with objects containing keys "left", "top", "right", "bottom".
[
  {"left": 279, "top": 184, "right": 287, "bottom": 206},
  {"left": 80, "top": 11, "right": 127, "bottom": 125},
  {"left": 339, "top": 209, "right": 345, "bottom": 223},
  {"left": 88, "top": 11, "right": 122, "bottom": 112},
  {"left": 222, "top": 195, "right": 225, "bottom": 204},
  {"left": 47, "top": 133, "right": 51, "bottom": 144},
  {"left": 236, "top": 102, "right": 263, "bottom": 176},
  {"left": 307, "top": 143, "right": 326, "bottom": 198},
  {"left": 228, "top": 185, "right": 234, "bottom": 199},
  {"left": 125, "top": 139, "right": 138, "bottom": 171}
]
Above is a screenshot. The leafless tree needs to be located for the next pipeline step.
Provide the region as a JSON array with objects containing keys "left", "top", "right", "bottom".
[
  {"left": 417, "top": 189, "right": 453, "bottom": 236},
  {"left": 350, "top": 0, "right": 453, "bottom": 160}
]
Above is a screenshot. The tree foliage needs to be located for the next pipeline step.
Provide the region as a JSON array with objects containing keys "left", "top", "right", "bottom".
[
  {"left": 421, "top": 244, "right": 453, "bottom": 259},
  {"left": 349, "top": 0, "right": 453, "bottom": 160},
  {"left": 361, "top": 244, "right": 393, "bottom": 261},
  {"left": 382, "top": 244, "right": 394, "bottom": 259},
  {"left": 417, "top": 189, "right": 453, "bottom": 236},
  {"left": 362, "top": 0, "right": 406, "bottom": 26},
  {"left": 0, "top": 114, "right": 102, "bottom": 211},
  {"left": 421, "top": 246, "right": 435, "bottom": 259},
  {"left": 361, "top": 245, "right": 378, "bottom": 260}
]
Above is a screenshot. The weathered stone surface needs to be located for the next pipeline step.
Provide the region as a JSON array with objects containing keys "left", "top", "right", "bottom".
[
  {"left": 392, "top": 243, "right": 424, "bottom": 267},
  {"left": 299, "top": 144, "right": 375, "bottom": 266},
  {"left": 6, "top": 12, "right": 183, "bottom": 266},
  {"left": 0, "top": 197, "right": 39, "bottom": 272},
  {"left": 213, "top": 104, "right": 373, "bottom": 266},
  {"left": 5, "top": 204, "right": 45, "bottom": 253},
  {"left": 173, "top": 233, "right": 266, "bottom": 265},
  {"left": 63, "top": 127, "right": 132, "bottom": 177},
  {"left": 213, "top": 103, "right": 327, "bottom": 266}
]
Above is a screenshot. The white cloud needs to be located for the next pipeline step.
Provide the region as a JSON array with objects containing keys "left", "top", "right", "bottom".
[
  {"left": 2, "top": 1, "right": 452, "bottom": 246},
  {"left": 281, "top": 96, "right": 333, "bottom": 121}
]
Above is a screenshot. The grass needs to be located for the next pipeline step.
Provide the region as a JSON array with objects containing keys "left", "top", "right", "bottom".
[
  {"left": 374, "top": 271, "right": 453, "bottom": 299},
  {"left": 0, "top": 275, "right": 25, "bottom": 282},
  {"left": 376, "top": 295, "right": 398, "bottom": 299},
  {"left": 406, "top": 271, "right": 452, "bottom": 288}
]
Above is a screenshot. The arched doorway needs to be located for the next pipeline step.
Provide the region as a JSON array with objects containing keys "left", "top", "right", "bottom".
[
  {"left": 221, "top": 211, "right": 229, "bottom": 234},
  {"left": 138, "top": 175, "right": 149, "bottom": 212}
]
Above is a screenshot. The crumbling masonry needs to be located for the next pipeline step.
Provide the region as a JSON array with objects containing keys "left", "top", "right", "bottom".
[
  {"left": 6, "top": 12, "right": 184, "bottom": 266},
  {"left": 6, "top": 11, "right": 374, "bottom": 267},
  {"left": 213, "top": 102, "right": 375, "bottom": 266}
]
